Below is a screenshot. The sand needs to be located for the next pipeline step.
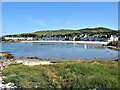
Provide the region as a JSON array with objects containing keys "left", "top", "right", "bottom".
[{"left": 21, "top": 40, "right": 109, "bottom": 45}]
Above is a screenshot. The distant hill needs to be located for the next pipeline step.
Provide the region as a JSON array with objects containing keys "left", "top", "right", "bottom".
[
  {"left": 79, "top": 27, "right": 115, "bottom": 33},
  {"left": 34, "top": 27, "right": 117, "bottom": 35},
  {"left": 3, "top": 27, "right": 118, "bottom": 37},
  {"left": 34, "top": 29, "right": 80, "bottom": 35}
]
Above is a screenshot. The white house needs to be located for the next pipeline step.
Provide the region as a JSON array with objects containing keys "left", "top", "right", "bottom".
[
  {"left": 73, "top": 36, "right": 77, "bottom": 41},
  {"left": 4, "top": 37, "right": 34, "bottom": 41},
  {"left": 84, "top": 34, "right": 88, "bottom": 38},
  {"left": 108, "top": 35, "right": 119, "bottom": 42}
]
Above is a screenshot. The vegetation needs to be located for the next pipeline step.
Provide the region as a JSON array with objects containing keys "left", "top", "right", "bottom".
[
  {"left": 34, "top": 27, "right": 118, "bottom": 35},
  {"left": 79, "top": 27, "right": 115, "bottom": 33},
  {"left": 34, "top": 29, "right": 80, "bottom": 35},
  {"left": 3, "top": 60, "right": 119, "bottom": 89}
]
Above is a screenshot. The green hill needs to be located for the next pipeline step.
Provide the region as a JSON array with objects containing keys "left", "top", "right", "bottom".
[
  {"left": 3, "top": 27, "right": 118, "bottom": 37},
  {"left": 34, "top": 29, "right": 80, "bottom": 35},
  {"left": 79, "top": 27, "right": 115, "bottom": 33},
  {"left": 33, "top": 27, "right": 117, "bottom": 35}
]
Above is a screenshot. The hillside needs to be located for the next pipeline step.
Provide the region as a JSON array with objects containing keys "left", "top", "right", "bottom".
[
  {"left": 33, "top": 27, "right": 117, "bottom": 35},
  {"left": 79, "top": 27, "right": 115, "bottom": 33},
  {"left": 34, "top": 29, "right": 80, "bottom": 35},
  {"left": 3, "top": 27, "right": 118, "bottom": 37}
]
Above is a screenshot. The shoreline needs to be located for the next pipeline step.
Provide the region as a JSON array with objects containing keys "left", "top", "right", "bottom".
[
  {"left": 0, "top": 51, "right": 118, "bottom": 61},
  {"left": 20, "top": 40, "right": 109, "bottom": 45},
  {"left": 106, "top": 46, "right": 120, "bottom": 51},
  {"left": 0, "top": 57, "right": 118, "bottom": 68}
]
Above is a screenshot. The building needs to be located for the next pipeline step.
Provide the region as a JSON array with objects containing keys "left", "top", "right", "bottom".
[
  {"left": 4, "top": 37, "right": 34, "bottom": 41},
  {"left": 108, "top": 35, "right": 119, "bottom": 41},
  {"left": 73, "top": 36, "right": 77, "bottom": 41}
]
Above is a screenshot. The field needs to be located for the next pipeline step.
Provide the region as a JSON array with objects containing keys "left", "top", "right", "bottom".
[{"left": 2, "top": 60, "right": 119, "bottom": 89}]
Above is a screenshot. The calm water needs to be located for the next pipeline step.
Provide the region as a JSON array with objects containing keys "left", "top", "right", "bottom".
[{"left": 0, "top": 42, "right": 118, "bottom": 60}]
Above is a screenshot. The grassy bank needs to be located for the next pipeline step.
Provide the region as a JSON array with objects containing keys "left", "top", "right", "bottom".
[{"left": 2, "top": 60, "right": 119, "bottom": 89}]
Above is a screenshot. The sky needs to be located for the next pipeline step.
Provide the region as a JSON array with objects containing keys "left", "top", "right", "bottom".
[{"left": 2, "top": 2, "right": 118, "bottom": 35}]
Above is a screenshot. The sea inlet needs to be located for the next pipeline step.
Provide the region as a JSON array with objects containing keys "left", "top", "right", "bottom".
[{"left": 0, "top": 42, "right": 118, "bottom": 60}]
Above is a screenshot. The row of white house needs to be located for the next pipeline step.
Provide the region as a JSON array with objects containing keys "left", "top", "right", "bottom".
[
  {"left": 3, "top": 35, "right": 119, "bottom": 42},
  {"left": 72, "top": 35, "right": 119, "bottom": 41},
  {"left": 4, "top": 37, "right": 34, "bottom": 41}
]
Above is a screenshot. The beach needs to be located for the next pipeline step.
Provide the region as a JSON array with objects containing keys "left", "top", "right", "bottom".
[{"left": 21, "top": 40, "right": 109, "bottom": 45}]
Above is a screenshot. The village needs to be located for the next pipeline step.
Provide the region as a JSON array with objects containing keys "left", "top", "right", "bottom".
[{"left": 0, "top": 34, "right": 119, "bottom": 42}]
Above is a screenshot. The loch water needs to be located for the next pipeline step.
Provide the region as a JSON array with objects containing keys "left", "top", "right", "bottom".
[{"left": 0, "top": 42, "right": 118, "bottom": 60}]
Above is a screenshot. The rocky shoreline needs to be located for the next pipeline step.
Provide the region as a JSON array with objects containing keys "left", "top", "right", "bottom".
[
  {"left": 0, "top": 52, "right": 54, "bottom": 89},
  {"left": 106, "top": 46, "right": 120, "bottom": 51},
  {"left": 106, "top": 41, "right": 120, "bottom": 51}
]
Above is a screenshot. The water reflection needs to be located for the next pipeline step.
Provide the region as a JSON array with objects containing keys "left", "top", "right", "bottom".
[{"left": 84, "top": 44, "right": 87, "bottom": 49}]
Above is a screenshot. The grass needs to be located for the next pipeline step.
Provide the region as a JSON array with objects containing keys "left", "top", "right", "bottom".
[{"left": 2, "top": 60, "right": 119, "bottom": 89}]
